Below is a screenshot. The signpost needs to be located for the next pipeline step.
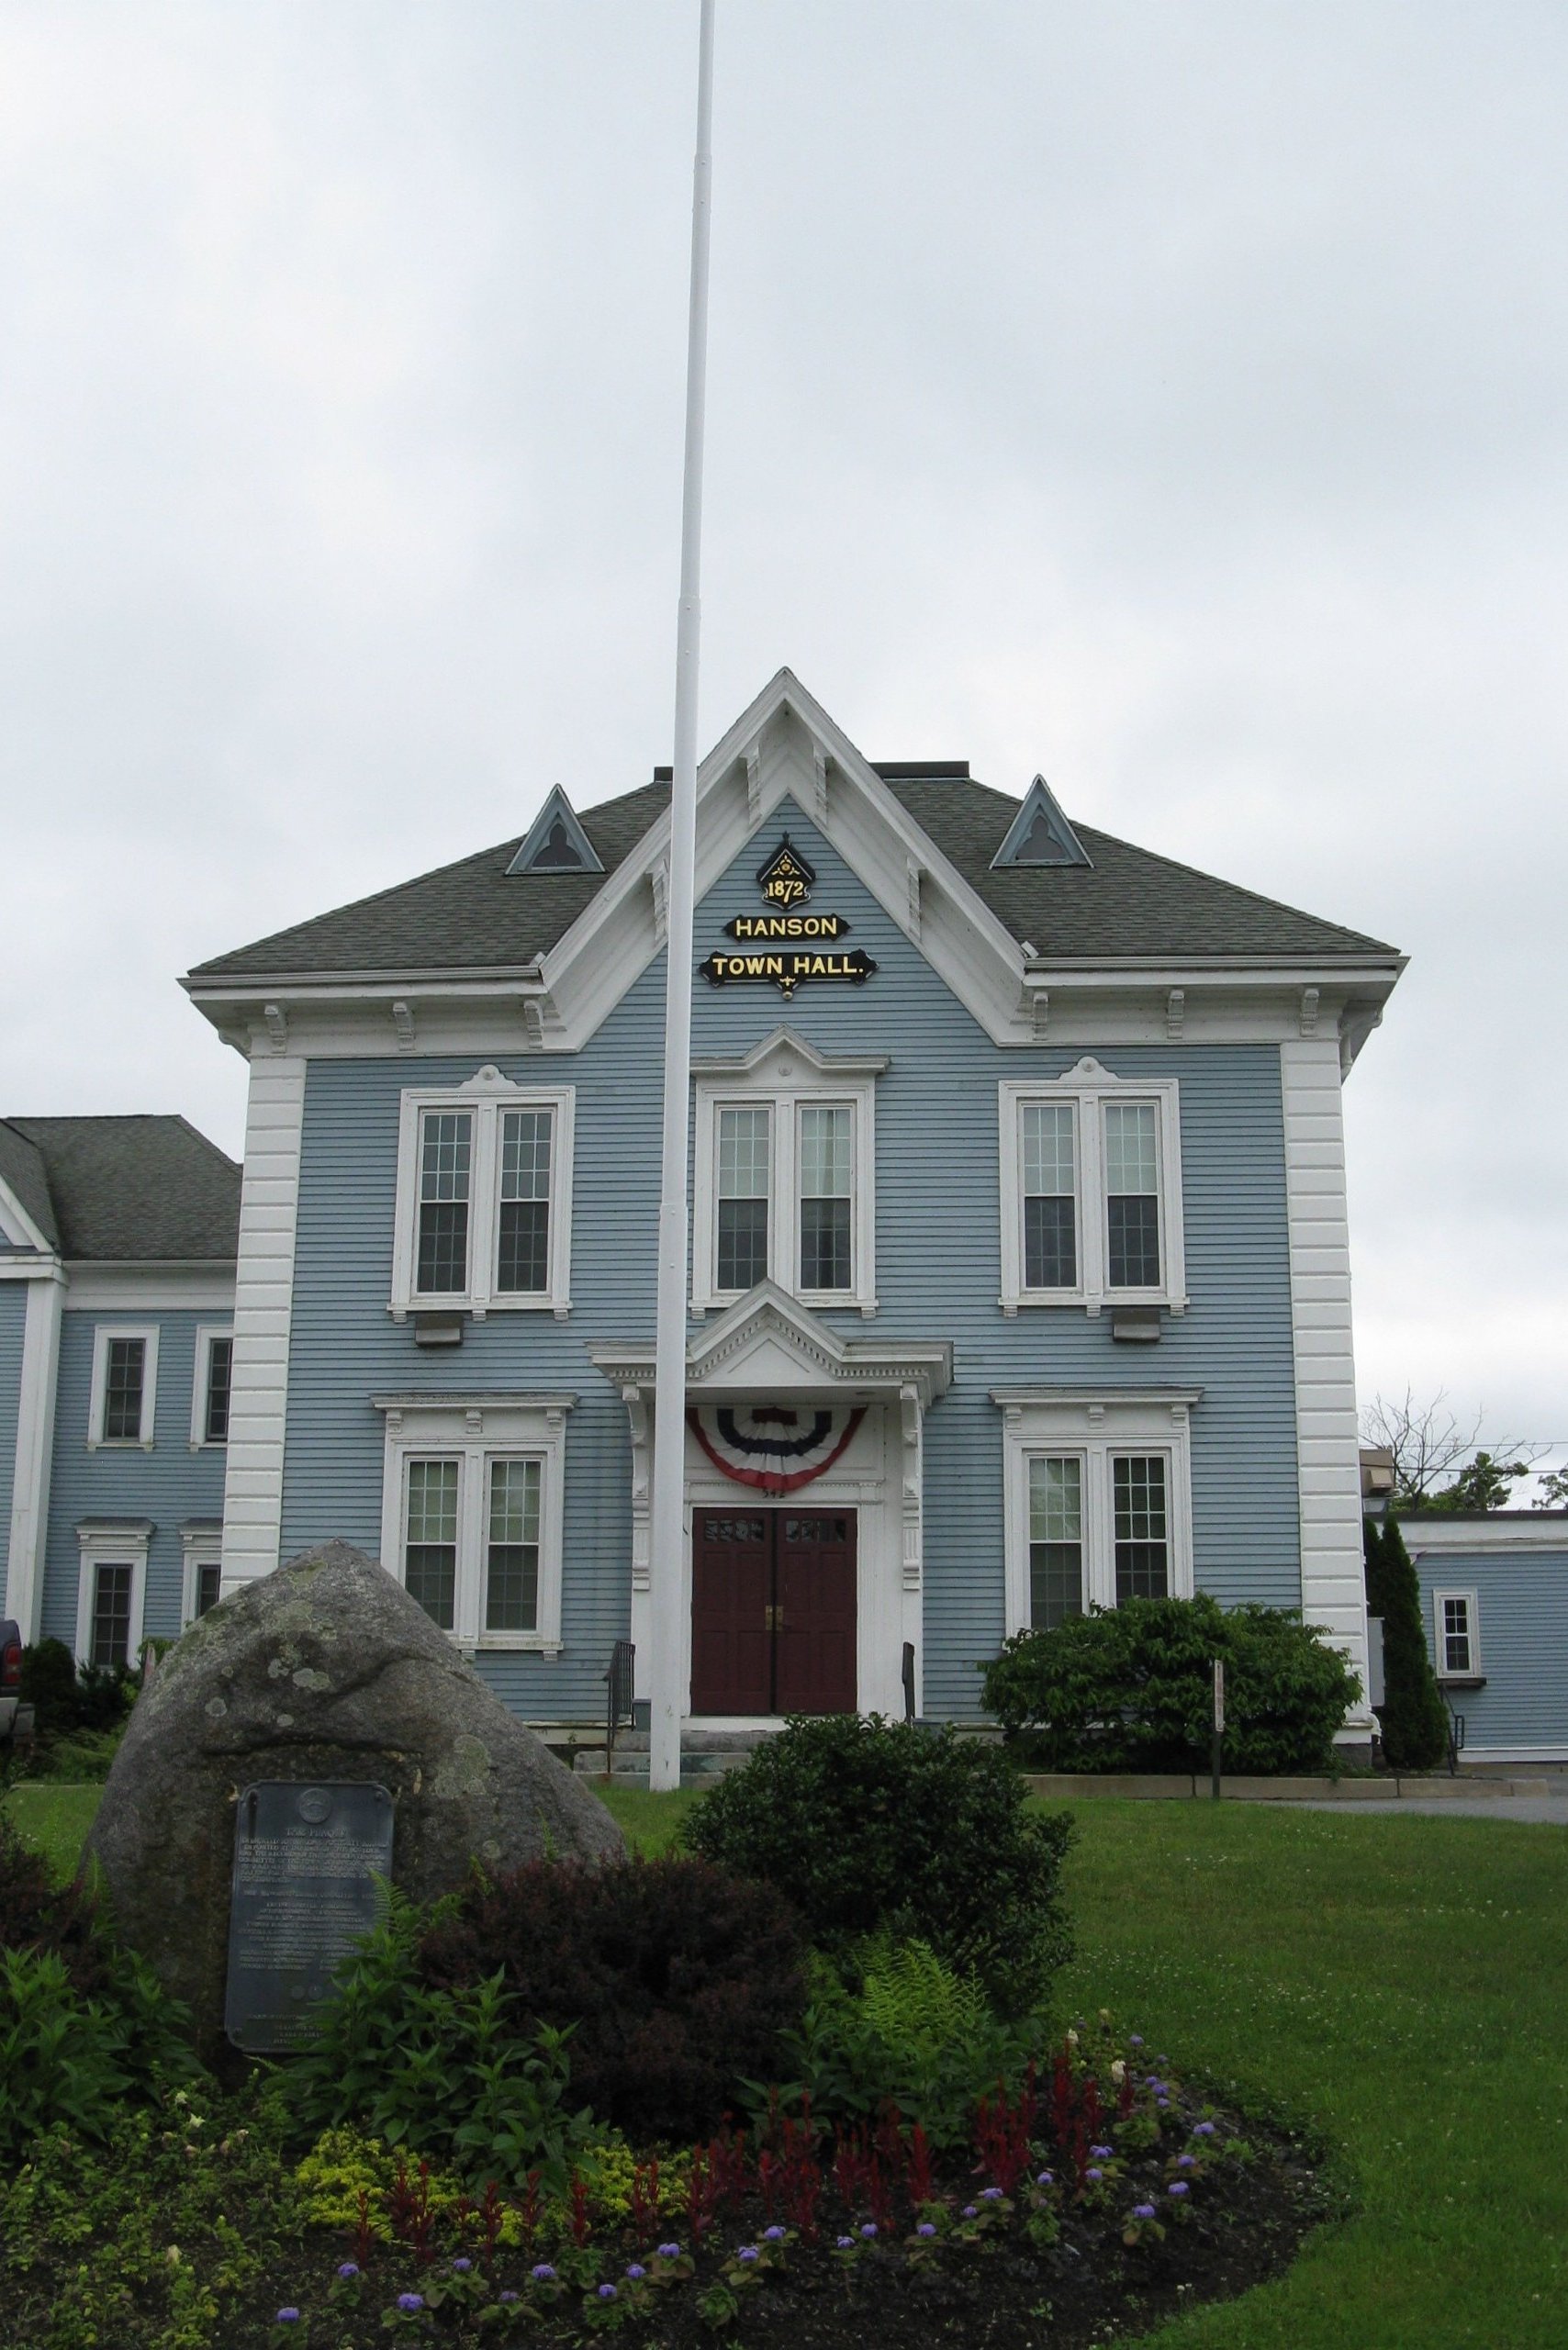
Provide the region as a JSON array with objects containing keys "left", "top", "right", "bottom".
[
  {"left": 224, "top": 1782, "right": 394, "bottom": 2053},
  {"left": 1211, "top": 1659, "right": 1225, "bottom": 1800}
]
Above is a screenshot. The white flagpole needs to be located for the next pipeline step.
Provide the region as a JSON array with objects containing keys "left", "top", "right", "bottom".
[{"left": 647, "top": 0, "right": 716, "bottom": 1794}]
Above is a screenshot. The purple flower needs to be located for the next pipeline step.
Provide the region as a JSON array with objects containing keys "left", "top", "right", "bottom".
[
  {"left": 763, "top": 2226, "right": 785, "bottom": 2242},
  {"left": 500, "top": 2292, "right": 520, "bottom": 2304},
  {"left": 1036, "top": 2170, "right": 1055, "bottom": 2188},
  {"left": 1177, "top": 2154, "right": 1196, "bottom": 2169},
  {"left": 1086, "top": 2167, "right": 1104, "bottom": 2182},
  {"left": 916, "top": 2222, "right": 936, "bottom": 2238},
  {"left": 835, "top": 2235, "right": 855, "bottom": 2250},
  {"left": 275, "top": 2316, "right": 300, "bottom": 2328},
  {"left": 1157, "top": 2098, "right": 1171, "bottom": 2110},
  {"left": 1129, "top": 2034, "right": 1144, "bottom": 2047},
  {"left": 397, "top": 2296, "right": 424, "bottom": 2314},
  {"left": 626, "top": 2264, "right": 646, "bottom": 2280},
  {"left": 1193, "top": 2121, "right": 1216, "bottom": 2138},
  {"left": 598, "top": 2282, "right": 618, "bottom": 2300},
  {"left": 962, "top": 2204, "right": 978, "bottom": 2219},
  {"left": 860, "top": 2223, "right": 878, "bottom": 2239},
  {"left": 1092, "top": 2144, "right": 1114, "bottom": 2159},
  {"left": 737, "top": 2245, "right": 759, "bottom": 2264},
  {"left": 337, "top": 2263, "right": 360, "bottom": 2280},
  {"left": 452, "top": 2257, "right": 472, "bottom": 2273},
  {"left": 531, "top": 2265, "right": 556, "bottom": 2283},
  {"left": 1132, "top": 2202, "right": 1157, "bottom": 2221},
  {"left": 980, "top": 2187, "right": 1003, "bottom": 2202},
  {"left": 657, "top": 2244, "right": 681, "bottom": 2260},
  {"left": 1169, "top": 2181, "right": 1189, "bottom": 2199}
]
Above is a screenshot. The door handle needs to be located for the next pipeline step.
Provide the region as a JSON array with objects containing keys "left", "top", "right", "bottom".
[{"left": 765, "top": 1605, "right": 783, "bottom": 1632}]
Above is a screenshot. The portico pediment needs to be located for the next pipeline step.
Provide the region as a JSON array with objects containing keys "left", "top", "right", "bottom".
[{"left": 587, "top": 1280, "right": 952, "bottom": 1410}]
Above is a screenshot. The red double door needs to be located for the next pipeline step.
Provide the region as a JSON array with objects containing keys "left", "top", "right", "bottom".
[{"left": 689, "top": 1508, "right": 857, "bottom": 1716}]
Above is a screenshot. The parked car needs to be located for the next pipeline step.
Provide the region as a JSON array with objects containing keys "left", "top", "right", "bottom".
[{"left": 0, "top": 1619, "right": 34, "bottom": 1750}]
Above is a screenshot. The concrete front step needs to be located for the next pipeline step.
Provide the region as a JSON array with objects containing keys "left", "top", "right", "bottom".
[
  {"left": 612, "top": 1727, "right": 780, "bottom": 1754},
  {"left": 573, "top": 1745, "right": 754, "bottom": 1785}
]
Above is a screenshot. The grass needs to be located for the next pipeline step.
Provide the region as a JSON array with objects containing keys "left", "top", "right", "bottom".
[{"left": 7, "top": 1776, "right": 1564, "bottom": 2345}]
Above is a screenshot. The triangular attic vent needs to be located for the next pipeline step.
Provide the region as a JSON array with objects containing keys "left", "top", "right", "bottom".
[
  {"left": 991, "top": 775, "right": 1092, "bottom": 870},
  {"left": 506, "top": 786, "right": 605, "bottom": 877}
]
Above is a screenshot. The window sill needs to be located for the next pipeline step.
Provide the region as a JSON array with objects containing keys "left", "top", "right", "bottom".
[
  {"left": 461, "top": 1636, "right": 563, "bottom": 1657},
  {"left": 1438, "top": 1673, "right": 1487, "bottom": 1690},
  {"left": 187, "top": 1439, "right": 228, "bottom": 1454},
  {"left": 1001, "top": 1294, "right": 1187, "bottom": 1315},
  {"left": 391, "top": 1298, "right": 569, "bottom": 1322},
  {"left": 694, "top": 1291, "right": 878, "bottom": 1316},
  {"left": 87, "top": 1438, "right": 155, "bottom": 1453}
]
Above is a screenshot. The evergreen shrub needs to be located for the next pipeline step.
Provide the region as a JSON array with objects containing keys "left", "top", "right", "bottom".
[
  {"left": 981, "top": 1593, "right": 1359, "bottom": 1774},
  {"left": 416, "top": 1853, "right": 806, "bottom": 2143},
  {"left": 1365, "top": 1516, "right": 1450, "bottom": 1771},
  {"left": 17, "top": 1639, "right": 137, "bottom": 1739},
  {"left": 678, "top": 1715, "right": 1074, "bottom": 2015}
]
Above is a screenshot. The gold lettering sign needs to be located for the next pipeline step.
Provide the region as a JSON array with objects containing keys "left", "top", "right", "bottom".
[{"left": 701, "top": 831, "right": 877, "bottom": 996}]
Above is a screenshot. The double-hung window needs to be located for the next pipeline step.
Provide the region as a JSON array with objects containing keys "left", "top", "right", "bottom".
[
  {"left": 88, "top": 1326, "right": 159, "bottom": 1449},
  {"left": 1432, "top": 1590, "right": 1481, "bottom": 1680},
  {"left": 997, "top": 1389, "right": 1197, "bottom": 1635},
  {"left": 391, "top": 1070, "right": 575, "bottom": 1319},
  {"left": 693, "top": 1036, "right": 881, "bottom": 1313},
  {"left": 74, "top": 1521, "right": 151, "bottom": 1667},
  {"left": 375, "top": 1393, "right": 570, "bottom": 1651},
  {"left": 1000, "top": 1062, "right": 1185, "bottom": 1312},
  {"left": 191, "top": 1327, "right": 233, "bottom": 1448}
]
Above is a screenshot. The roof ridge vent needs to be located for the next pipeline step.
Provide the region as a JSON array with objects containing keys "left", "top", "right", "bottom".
[
  {"left": 991, "top": 775, "right": 1092, "bottom": 870},
  {"left": 506, "top": 786, "right": 605, "bottom": 877}
]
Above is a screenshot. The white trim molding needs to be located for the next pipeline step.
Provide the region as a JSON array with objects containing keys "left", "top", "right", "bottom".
[
  {"left": 221, "top": 1054, "right": 307, "bottom": 1591},
  {"left": 1431, "top": 1587, "right": 1482, "bottom": 1681},
  {"left": 992, "top": 1387, "right": 1200, "bottom": 1637},
  {"left": 1280, "top": 1036, "right": 1372, "bottom": 1729},
  {"left": 691, "top": 1029, "right": 882, "bottom": 1315},
  {"left": 372, "top": 1392, "right": 575, "bottom": 1653},
  {"left": 181, "top": 1519, "right": 224, "bottom": 1627},
  {"left": 389, "top": 1068, "right": 575, "bottom": 1321},
  {"left": 189, "top": 1325, "right": 234, "bottom": 1450},
  {"left": 999, "top": 1061, "right": 1187, "bottom": 1315},
  {"left": 74, "top": 1518, "right": 151, "bottom": 1667},
  {"left": 4, "top": 1270, "right": 63, "bottom": 1640},
  {"left": 87, "top": 1323, "right": 159, "bottom": 1449}
]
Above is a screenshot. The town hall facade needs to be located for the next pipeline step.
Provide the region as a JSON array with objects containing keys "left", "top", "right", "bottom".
[{"left": 4, "top": 672, "right": 1404, "bottom": 1740}]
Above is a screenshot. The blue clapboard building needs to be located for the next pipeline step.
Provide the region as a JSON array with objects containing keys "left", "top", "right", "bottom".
[{"left": 4, "top": 673, "right": 1407, "bottom": 1740}]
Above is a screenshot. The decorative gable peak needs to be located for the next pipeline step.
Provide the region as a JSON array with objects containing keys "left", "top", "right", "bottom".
[
  {"left": 991, "top": 775, "right": 1092, "bottom": 870},
  {"left": 506, "top": 786, "right": 605, "bottom": 877}
]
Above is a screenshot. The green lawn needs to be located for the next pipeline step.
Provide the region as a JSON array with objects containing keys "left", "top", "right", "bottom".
[
  {"left": 8, "top": 1779, "right": 1565, "bottom": 2347},
  {"left": 4, "top": 1781, "right": 102, "bottom": 1881}
]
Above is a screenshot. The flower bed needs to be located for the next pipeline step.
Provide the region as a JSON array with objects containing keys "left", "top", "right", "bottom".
[{"left": 2, "top": 2019, "right": 1330, "bottom": 2349}]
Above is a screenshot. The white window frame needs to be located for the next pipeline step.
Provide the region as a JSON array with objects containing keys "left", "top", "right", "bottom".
[
  {"left": 373, "top": 1392, "right": 573, "bottom": 1652},
  {"left": 87, "top": 1324, "right": 159, "bottom": 1449},
  {"left": 181, "top": 1522, "right": 225, "bottom": 1626},
  {"left": 692, "top": 1048, "right": 879, "bottom": 1314},
  {"left": 994, "top": 1387, "right": 1199, "bottom": 1636},
  {"left": 74, "top": 1520, "right": 151, "bottom": 1666},
  {"left": 999, "top": 1059, "right": 1186, "bottom": 1315},
  {"left": 389, "top": 1067, "right": 575, "bottom": 1320},
  {"left": 189, "top": 1325, "right": 234, "bottom": 1449},
  {"left": 1432, "top": 1587, "right": 1481, "bottom": 1680}
]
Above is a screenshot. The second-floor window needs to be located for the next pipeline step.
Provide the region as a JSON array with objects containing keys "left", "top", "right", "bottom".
[
  {"left": 1000, "top": 1062, "right": 1187, "bottom": 1313},
  {"left": 192, "top": 1328, "right": 233, "bottom": 1448},
  {"left": 390, "top": 1071, "right": 576, "bottom": 1319},
  {"left": 88, "top": 1326, "right": 159, "bottom": 1449}
]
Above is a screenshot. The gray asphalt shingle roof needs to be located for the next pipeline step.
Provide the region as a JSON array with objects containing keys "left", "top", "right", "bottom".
[
  {"left": 0, "top": 1116, "right": 240, "bottom": 1262},
  {"left": 187, "top": 769, "right": 1395, "bottom": 982}
]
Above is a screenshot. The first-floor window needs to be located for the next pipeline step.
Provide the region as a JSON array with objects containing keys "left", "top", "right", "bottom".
[
  {"left": 90, "top": 1562, "right": 133, "bottom": 1668},
  {"left": 1113, "top": 1454, "right": 1170, "bottom": 1599},
  {"left": 405, "top": 1458, "right": 460, "bottom": 1628},
  {"left": 486, "top": 1459, "right": 541, "bottom": 1632},
  {"left": 1435, "top": 1591, "right": 1478, "bottom": 1677},
  {"left": 1028, "top": 1456, "right": 1084, "bottom": 1628},
  {"left": 196, "top": 1560, "right": 222, "bottom": 1617},
  {"left": 378, "top": 1394, "right": 569, "bottom": 1652}
]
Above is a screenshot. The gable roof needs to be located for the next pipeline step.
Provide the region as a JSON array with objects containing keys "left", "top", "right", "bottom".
[
  {"left": 188, "top": 758, "right": 1393, "bottom": 984},
  {"left": 0, "top": 1116, "right": 241, "bottom": 1262}
]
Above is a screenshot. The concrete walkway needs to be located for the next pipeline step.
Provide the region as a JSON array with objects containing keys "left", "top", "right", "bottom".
[{"left": 1282, "top": 1794, "right": 1568, "bottom": 1824}]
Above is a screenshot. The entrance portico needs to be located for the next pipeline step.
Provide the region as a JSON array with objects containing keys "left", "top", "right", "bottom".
[{"left": 589, "top": 1282, "right": 951, "bottom": 1722}]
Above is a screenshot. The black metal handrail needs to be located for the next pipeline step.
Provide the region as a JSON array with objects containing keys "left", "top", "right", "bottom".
[
  {"left": 1446, "top": 1704, "right": 1466, "bottom": 1778},
  {"left": 605, "top": 1639, "right": 635, "bottom": 1765}
]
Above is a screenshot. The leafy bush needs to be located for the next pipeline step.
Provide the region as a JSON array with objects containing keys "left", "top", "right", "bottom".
[
  {"left": 763, "top": 1936, "right": 1031, "bottom": 2144},
  {"left": 17, "top": 1639, "right": 137, "bottom": 1739},
  {"left": 1365, "top": 1517, "right": 1450, "bottom": 1771},
  {"left": 981, "top": 1593, "right": 1358, "bottom": 1774},
  {"left": 0, "top": 1807, "right": 109, "bottom": 1997},
  {"left": 0, "top": 1944, "right": 199, "bottom": 2165},
  {"left": 292, "top": 1890, "right": 591, "bottom": 2189},
  {"left": 678, "top": 1716, "right": 1073, "bottom": 2015},
  {"left": 416, "top": 1853, "right": 806, "bottom": 2143}
]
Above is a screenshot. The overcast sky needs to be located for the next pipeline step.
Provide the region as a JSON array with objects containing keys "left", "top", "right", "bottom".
[{"left": 4, "top": 3, "right": 1564, "bottom": 1471}]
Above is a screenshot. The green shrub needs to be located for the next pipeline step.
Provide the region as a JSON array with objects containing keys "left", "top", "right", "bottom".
[
  {"left": 292, "top": 1889, "right": 593, "bottom": 2188},
  {"left": 980, "top": 1593, "right": 1359, "bottom": 1774},
  {"left": 17, "top": 1639, "right": 137, "bottom": 1740},
  {"left": 678, "top": 1716, "right": 1073, "bottom": 2015},
  {"left": 416, "top": 1852, "right": 807, "bottom": 2143},
  {"left": 1366, "top": 1517, "right": 1450, "bottom": 1771},
  {"left": 0, "top": 1806, "right": 109, "bottom": 1996},
  {"left": 0, "top": 1944, "right": 198, "bottom": 2165}
]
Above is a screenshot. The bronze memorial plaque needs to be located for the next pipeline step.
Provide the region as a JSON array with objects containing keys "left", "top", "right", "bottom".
[{"left": 224, "top": 1781, "right": 394, "bottom": 2053}]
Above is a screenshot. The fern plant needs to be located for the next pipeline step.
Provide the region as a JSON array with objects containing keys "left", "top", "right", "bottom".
[{"left": 857, "top": 1934, "right": 992, "bottom": 2066}]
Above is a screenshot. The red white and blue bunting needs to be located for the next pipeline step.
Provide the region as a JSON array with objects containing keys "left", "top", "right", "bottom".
[{"left": 686, "top": 1404, "right": 866, "bottom": 1496}]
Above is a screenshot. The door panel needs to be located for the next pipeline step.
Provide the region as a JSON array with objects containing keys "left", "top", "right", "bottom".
[
  {"left": 689, "top": 1514, "right": 772, "bottom": 1714},
  {"left": 689, "top": 1507, "right": 858, "bottom": 1716}
]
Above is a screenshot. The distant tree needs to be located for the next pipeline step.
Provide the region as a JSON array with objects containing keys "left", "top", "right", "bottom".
[
  {"left": 1535, "top": 1466, "right": 1568, "bottom": 1511},
  {"left": 1363, "top": 1516, "right": 1450, "bottom": 1772},
  {"left": 1361, "top": 1390, "right": 1541, "bottom": 1513}
]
